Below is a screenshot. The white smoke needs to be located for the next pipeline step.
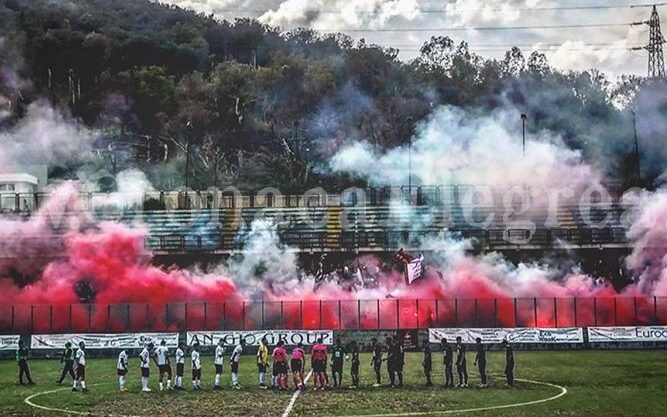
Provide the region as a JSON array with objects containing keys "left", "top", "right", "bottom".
[
  {"left": 330, "top": 105, "right": 599, "bottom": 190},
  {"left": 224, "top": 218, "right": 303, "bottom": 296},
  {"left": 0, "top": 101, "right": 97, "bottom": 169},
  {"left": 625, "top": 187, "right": 667, "bottom": 296}
]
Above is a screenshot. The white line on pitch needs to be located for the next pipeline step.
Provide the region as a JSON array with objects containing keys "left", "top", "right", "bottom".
[
  {"left": 24, "top": 384, "right": 142, "bottom": 417},
  {"left": 281, "top": 370, "right": 313, "bottom": 417},
  {"left": 339, "top": 378, "right": 568, "bottom": 417}
]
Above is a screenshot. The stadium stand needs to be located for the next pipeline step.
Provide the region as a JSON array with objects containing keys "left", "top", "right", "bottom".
[{"left": 0, "top": 186, "right": 633, "bottom": 253}]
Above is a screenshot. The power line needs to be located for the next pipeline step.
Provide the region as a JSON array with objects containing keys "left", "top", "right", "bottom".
[
  {"left": 396, "top": 47, "right": 640, "bottom": 52},
  {"left": 212, "top": 2, "right": 667, "bottom": 14},
  {"left": 314, "top": 23, "right": 633, "bottom": 33},
  {"left": 387, "top": 42, "right": 642, "bottom": 47}
]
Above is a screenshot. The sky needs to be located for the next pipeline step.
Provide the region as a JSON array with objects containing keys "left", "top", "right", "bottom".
[{"left": 164, "top": 0, "right": 666, "bottom": 79}]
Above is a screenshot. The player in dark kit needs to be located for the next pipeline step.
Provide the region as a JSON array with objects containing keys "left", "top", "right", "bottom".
[
  {"left": 349, "top": 340, "right": 360, "bottom": 389},
  {"left": 384, "top": 337, "right": 396, "bottom": 387},
  {"left": 441, "top": 338, "right": 454, "bottom": 388},
  {"left": 385, "top": 336, "right": 404, "bottom": 388},
  {"left": 422, "top": 339, "right": 433, "bottom": 387},
  {"left": 16, "top": 341, "right": 34, "bottom": 385},
  {"left": 473, "top": 338, "right": 487, "bottom": 388},
  {"left": 455, "top": 336, "right": 468, "bottom": 388},
  {"left": 331, "top": 338, "right": 346, "bottom": 387},
  {"left": 503, "top": 339, "right": 515, "bottom": 387},
  {"left": 57, "top": 342, "right": 75, "bottom": 385},
  {"left": 393, "top": 338, "right": 405, "bottom": 388},
  {"left": 370, "top": 338, "right": 383, "bottom": 387}
]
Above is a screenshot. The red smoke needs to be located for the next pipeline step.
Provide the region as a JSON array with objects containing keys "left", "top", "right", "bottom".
[{"left": 0, "top": 183, "right": 666, "bottom": 333}]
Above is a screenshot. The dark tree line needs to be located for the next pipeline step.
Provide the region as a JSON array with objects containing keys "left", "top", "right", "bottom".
[{"left": 0, "top": 0, "right": 663, "bottom": 190}]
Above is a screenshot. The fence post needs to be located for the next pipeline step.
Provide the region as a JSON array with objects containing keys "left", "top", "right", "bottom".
[
  {"left": 533, "top": 298, "right": 537, "bottom": 327},
  {"left": 339, "top": 300, "right": 343, "bottom": 330},
  {"left": 655, "top": 297, "right": 658, "bottom": 325},
  {"left": 222, "top": 303, "right": 226, "bottom": 330},
  {"left": 396, "top": 299, "right": 400, "bottom": 329},
  {"left": 633, "top": 297, "right": 638, "bottom": 323},
  {"left": 574, "top": 298, "right": 578, "bottom": 327},
  {"left": 416, "top": 299, "right": 420, "bottom": 329},
  {"left": 243, "top": 302, "right": 247, "bottom": 330},
  {"left": 454, "top": 299, "right": 458, "bottom": 327},
  {"left": 377, "top": 299, "right": 380, "bottom": 330},
  {"left": 513, "top": 298, "right": 518, "bottom": 327},
  {"left": 184, "top": 303, "right": 188, "bottom": 331},
  {"left": 554, "top": 298, "right": 558, "bottom": 328},
  {"left": 593, "top": 298, "right": 597, "bottom": 326},
  {"left": 493, "top": 299, "right": 497, "bottom": 328},
  {"left": 281, "top": 301, "right": 284, "bottom": 329},
  {"left": 106, "top": 304, "right": 111, "bottom": 331},
  {"left": 358, "top": 300, "right": 361, "bottom": 329},
  {"left": 261, "top": 301, "right": 265, "bottom": 329}
]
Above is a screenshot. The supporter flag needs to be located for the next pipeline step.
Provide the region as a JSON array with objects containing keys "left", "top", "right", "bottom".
[{"left": 394, "top": 248, "right": 424, "bottom": 285}]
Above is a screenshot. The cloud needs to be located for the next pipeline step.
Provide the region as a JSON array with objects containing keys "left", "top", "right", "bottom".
[
  {"left": 546, "top": 40, "right": 634, "bottom": 77},
  {"left": 260, "top": 0, "right": 421, "bottom": 30},
  {"left": 164, "top": 0, "right": 651, "bottom": 76},
  {"left": 444, "top": 0, "right": 535, "bottom": 27}
]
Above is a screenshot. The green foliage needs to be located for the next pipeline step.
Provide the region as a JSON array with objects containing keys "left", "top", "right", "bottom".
[{"left": 0, "top": 0, "right": 658, "bottom": 189}]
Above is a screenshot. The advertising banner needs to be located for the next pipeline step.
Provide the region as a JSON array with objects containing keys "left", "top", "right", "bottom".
[
  {"left": 187, "top": 330, "right": 333, "bottom": 347},
  {"left": 588, "top": 326, "right": 667, "bottom": 342},
  {"left": 31, "top": 333, "right": 179, "bottom": 349},
  {"left": 428, "top": 327, "right": 584, "bottom": 344},
  {"left": 0, "top": 335, "right": 20, "bottom": 350}
]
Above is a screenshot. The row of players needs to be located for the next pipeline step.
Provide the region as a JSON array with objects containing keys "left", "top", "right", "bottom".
[{"left": 16, "top": 336, "right": 516, "bottom": 392}]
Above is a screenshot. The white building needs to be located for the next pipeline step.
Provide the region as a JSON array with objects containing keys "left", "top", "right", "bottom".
[{"left": 0, "top": 173, "right": 38, "bottom": 212}]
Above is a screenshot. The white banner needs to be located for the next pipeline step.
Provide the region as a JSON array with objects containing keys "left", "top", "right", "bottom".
[
  {"left": 0, "top": 335, "right": 20, "bottom": 350},
  {"left": 429, "top": 327, "right": 584, "bottom": 344},
  {"left": 588, "top": 326, "right": 667, "bottom": 342},
  {"left": 31, "top": 333, "right": 179, "bottom": 349},
  {"left": 187, "top": 330, "right": 334, "bottom": 347},
  {"left": 406, "top": 255, "right": 424, "bottom": 284}
]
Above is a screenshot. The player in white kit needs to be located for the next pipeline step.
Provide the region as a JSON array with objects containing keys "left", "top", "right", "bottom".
[
  {"left": 174, "top": 342, "right": 186, "bottom": 390},
  {"left": 155, "top": 340, "right": 172, "bottom": 391},
  {"left": 230, "top": 339, "right": 244, "bottom": 390},
  {"left": 139, "top": 342, "right": 153, "bottom": 392},
  {"left": 214, "top": 339, "right": 225, "bottom": 390},
  {"left": 117, "top": 349, "right": 129, "bottom": 392},
  {"left": 72, "top": 341, "right": 88, "bottom": 392},
  {"left": 191, "top": 343, "right": 202, "bottom": 390}
]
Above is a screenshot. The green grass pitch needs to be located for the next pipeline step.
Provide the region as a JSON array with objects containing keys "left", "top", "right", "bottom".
[{"left": 1, "top": 350, "right": 666, "bottom": 417}]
